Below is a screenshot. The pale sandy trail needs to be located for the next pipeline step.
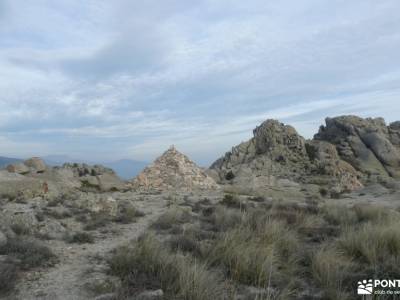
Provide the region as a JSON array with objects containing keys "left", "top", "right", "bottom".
[{"left": 13, "top": 196, "right": 167, "bottom": 300}]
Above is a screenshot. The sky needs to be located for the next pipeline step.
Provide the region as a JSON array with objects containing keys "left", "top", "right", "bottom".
[{"left": 0, "top": 0, "right": 399, "bottom": 166}]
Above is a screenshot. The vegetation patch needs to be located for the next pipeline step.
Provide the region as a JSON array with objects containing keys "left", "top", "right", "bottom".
[
  {"left": 84, "top": 212, "right": 112, "bottom": 231},
  {"left": 0, "top": 261, "right": 18, "bottom": 295},
  {"left": 109, "top": 234, "right": 225, "bottom": 300},
  {"left": 125, "top": 197, "right": 400, "bottom": 299},
  {"left": 66, "top": 232, "right": 95, "bottom": 244},
  {"left": 115, "top": 206, "right": 145, "bottom": 224},
  {"left": 0, "top": 237, "right": 56, "bottom": 269}
]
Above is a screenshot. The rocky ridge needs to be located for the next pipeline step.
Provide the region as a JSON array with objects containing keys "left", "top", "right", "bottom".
[
  {"left": 315, "top": 116, "right": 400, "bottom": 180},
  {"left": 210, "top": 116, "right": 400, "bottom": 195}
]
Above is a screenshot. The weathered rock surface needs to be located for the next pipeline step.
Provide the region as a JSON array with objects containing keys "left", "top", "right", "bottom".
[
  {"left": 6, "top": 162, "right": 30, "bottom": 174},
  {"left": 62, "top": 163, "right": 126, "bottom": 192},
  {"left": 315, "top": 116, "right": 400, "bottom": 179},
  {"left": 132, "top": 146, "right": 218, "bottom": 191},
  {"left": 6, "top": 157, "right": 47, "bottom": 175},
  {"left": 24, "top": 157, "right": 47, "bottom": 173},
  {"left": 210, "top": 119, "right": 364, "bottom": 194},
  {"left": 0, "top": 170, "right": 47, "bottom": 199}
]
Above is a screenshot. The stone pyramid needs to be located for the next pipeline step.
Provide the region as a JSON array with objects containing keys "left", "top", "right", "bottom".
[{"left": 132, "top": 146, "right": 218, "bottom": 191}]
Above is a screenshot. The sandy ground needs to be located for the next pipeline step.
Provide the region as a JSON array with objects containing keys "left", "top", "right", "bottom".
[{"left": 9, "top": 194, "right": 168, "bottom": 300}]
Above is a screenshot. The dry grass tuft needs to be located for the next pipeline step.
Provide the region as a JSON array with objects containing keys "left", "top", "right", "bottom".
[
  {"left": 312, "top": 246, "right": 354, "bottom": 300},
  {"left": 109, "top": 233, "right": 225, "bottom": 299},
  {"left": 151, "top": 208, "right": 192, "bottom": 231}
]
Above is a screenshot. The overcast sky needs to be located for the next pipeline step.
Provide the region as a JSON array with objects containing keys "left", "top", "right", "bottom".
[{"left": 0, "top": 0, "right": 399, "bottom": 165}]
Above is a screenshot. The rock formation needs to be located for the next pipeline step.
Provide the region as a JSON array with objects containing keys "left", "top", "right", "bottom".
[
  {"left": 7, "top": 157, "right": 47, "bottom": 175},
  {"left": 61, "top": 163, "right": 126, "bottom": 192},
  {"left": 24, "top": 157, "right": 47, "bottom": 173},
  {"left": 132, "top": 146, "right": 218, "bottom": 191},
  {"left": 315, "top": 116, "right": 400, "bottom": 179},
  {"left": 209, "top": 118, "right": 365, "bottom": 194}
]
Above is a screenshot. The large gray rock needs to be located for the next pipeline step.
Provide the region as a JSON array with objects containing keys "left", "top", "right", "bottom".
[
  {"left": 210, "top": 118, "right": 364, "bottom": 195},
  {"left": 97, "top": 173, "right": 126, "bottom": 192},
  {"left": 0, "top": 204, "right": 39, "bottom": 235},
  {"left": 24, "top": 157, "right": 47, "bottom": 173},
  {"left": 315, "top": 116, "right": 400, "bottom": 179},
  {"left": 62, "top": 163, "right": 126, "bottom": 192},
  {"left": 6, "top": 162, "right": 30, "bottom": 175},
  {"left": 0, "top": 170, "right": 46, "bottom": 199},
  {"left": 305, "top": 140, "right": 363, "bottom": 192},
  {"left": 253, "top": 119, "right": 307, "bottom": 159}
]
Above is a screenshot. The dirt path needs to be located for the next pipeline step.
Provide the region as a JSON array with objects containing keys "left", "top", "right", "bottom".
[{"left": 13, "top": 196, "right": 167, "bottom": 300}]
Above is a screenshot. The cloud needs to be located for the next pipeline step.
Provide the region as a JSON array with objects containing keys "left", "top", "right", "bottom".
[{"left": 0, "top": 0, "right": 399, "bottom": 165}]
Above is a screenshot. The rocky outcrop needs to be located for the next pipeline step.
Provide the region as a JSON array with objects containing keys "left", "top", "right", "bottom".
[
  {"left": 210, "top": 119, "right": 363, "bottom": 194},
  {"left": 6, "top": 157, "right": 47, "bottom": 175},
  {"left": 315, "top": 116, "right": 400, "bottom": 179},
  {"left": 6, "top": 162, "right": 30, "bottom": 174},
  {"left": 62, "top": 163, "right": 126, "bottom": 192},
  {"left": 132, "top": 146, "right": 218, "bottom": 191},
  {"left": 24, "top": 157, "right": 47, "bottom": 173},
  {"left": 0, "top": 171, "right": 47, "bottom": 199},
  {"left": 305, "top": 140, "right": 363, "bottom": 192}
]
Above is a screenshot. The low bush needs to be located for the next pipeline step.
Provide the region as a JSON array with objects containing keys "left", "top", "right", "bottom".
[
  {"left": 84, "top": 213, "right": 112, "bottom": 231},
  {"left": 115, "top": 207, "right": 145, "bottom": 224},
  {"left": 151, "top": 208, "right": 191, "bottom": 231},
  {"left": 220, "top": 194, "right": 244, "bottom": 209},
  {"left": 0, "top": 237, "right": 56, "bottom": 269},
  {"left": 66, "top": 232, "right": 95, "bottom": 244},
  {"left": 10, "top": 222, "right": 32, "bottom": 236}
]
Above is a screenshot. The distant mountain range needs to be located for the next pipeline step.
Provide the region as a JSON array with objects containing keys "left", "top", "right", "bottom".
[
  {"left": 42, "top": 155, "right": 148, "bottom": 179},
  {"left": 0, "top": 155, "right": 147, "bottom": 180},
  {"left": 0, "top": 156, "right": 22, "bottom": 168}
]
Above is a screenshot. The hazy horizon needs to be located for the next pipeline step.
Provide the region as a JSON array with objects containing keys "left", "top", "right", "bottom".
[{"left": 1, "top": 1, "right": 400, "bottom": 166}]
